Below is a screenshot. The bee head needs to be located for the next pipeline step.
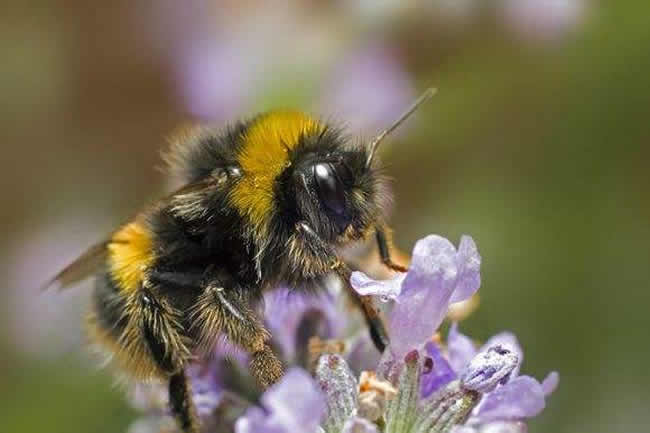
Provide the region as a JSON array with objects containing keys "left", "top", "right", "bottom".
[
  {"left": 279, "top": 129, "right": 389, "bottom": 244},
  {"left": 278, "top": 87, "right": 436, "bottom": 244}
]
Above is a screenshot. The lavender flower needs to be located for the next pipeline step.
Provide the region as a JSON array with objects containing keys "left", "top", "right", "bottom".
[
  {"left": 421, "top": 323, "right": 558, "bottom": 432},
  {"left": 316, "top": 354, "right": 359, "bottom": 433},
  {"left": 460, "top": 345, "right": 519, "bottom": 394},
  {"left": 351, "top": 235, "right": 481, "bottom": 358},
  {"left": 306, "top": 332, "right": 554, "bottom": 433},
  {"left": 235, "top": 368, "right": 325, "bottom": 433},
  {"left": 263, "top": 285, "right": 345, "bottom": 363},
  {"left": 313, "top": 348, "right": 483, "bottom": 433},
  {"left": 347, "top": 234, "right": 556, "bottom": 432},
  {"left": 126, "top": 234, "right": 557, "bottom": 433}
]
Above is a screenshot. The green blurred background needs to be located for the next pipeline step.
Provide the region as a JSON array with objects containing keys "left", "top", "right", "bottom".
[{"left": 1, "top": 1, "right": 649, "bottom": 432}]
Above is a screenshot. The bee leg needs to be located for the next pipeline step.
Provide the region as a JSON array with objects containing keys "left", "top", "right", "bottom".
[
  {"left": 376, "top": 227, "right": 408, "bottom": 273},
  {"left": 337, "top": 265, "right": 389, "bottom": 353},
  {"left": 169, "top": 371, "right": 199, "bottom": 433},
  {"left": 249, "top": 343, "right": 285, "bottom": 389},
  {"left": 295, "top": 221, "right": 390, "bottom": 353},
  {"left": 135, "top": 288, "right": 191, "bottom": 373},
  {"left": 218, "top": 290, "right": 284, "bottom": 389},
  {"left": 129, "top": 288, "right": 197, "bottom": 432},
  {"left": 193, "top": 284, "right": 284, "bottom": 389}
]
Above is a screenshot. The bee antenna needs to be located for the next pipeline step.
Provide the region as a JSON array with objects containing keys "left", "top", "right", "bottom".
[{"left": 366, "top": 87, "right": 437, "bottom": 168}]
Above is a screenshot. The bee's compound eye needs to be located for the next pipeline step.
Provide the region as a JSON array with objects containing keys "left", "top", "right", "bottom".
[{"left": 313, "top": 163, "right": 346, "bottom": 215}]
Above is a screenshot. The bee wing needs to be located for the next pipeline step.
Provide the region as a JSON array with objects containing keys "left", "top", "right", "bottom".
[
  {"left": 40, "top": 240, "right": 110, "bottom": 291},
  {"left": 41, "top": 179, "right": 218, "bottom": 292}
]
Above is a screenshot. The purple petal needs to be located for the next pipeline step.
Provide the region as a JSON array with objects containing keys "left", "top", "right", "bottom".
[
  {"left": 480, "top": 332, "right": 523, "bottom": 378},
  {"left": 186, "top": 362, "right": 224, "bottom": 417},
  {"left": 420, "top": 341, "right": 458, "bottom": 398},
  {"left": 236, "top": 406, "right": 284, "bottom": 433},
  {"left": 388, "top": 235, "right": 460, "bottom": 357},
  {"left": 346, "top": 333, "right": 382, "bottom": 375},
  {"left": 450, "top": 235, "right": 481, "bottom": 303},
  {"left": 350, "top": 271, "right": 405, "bottom": 300},
  {"left": 448, "top": 323, "right": 477, "bottom": 374},
  {"left": 461, "top": 345, "right": 519, "bottom": 393},
  {"left": 131, "top": 351, "right": 226, "bottom": 417},
  {"left": 264, "top": 287, "right": 342, "bottom": 361},
  {"left": 236, "top": 368, "right": 325, "bottom": 433},
  {"left": 212, "top": 337, "right": 250, "bottom": 366},
  {"left": 342, "top": 417, "right": 380, "bottom": 433},
  {"left": 477, "top": 376, "right": 545, "bottom": 422},
  {"left": 261, "top": 369, "right": 326, "bottom": 430},
  {"left": 402, "top": 235, "right": 459, "bottom": 295},
  {"left": 541, "top": 371, "right": 559, "bottom": 396}
]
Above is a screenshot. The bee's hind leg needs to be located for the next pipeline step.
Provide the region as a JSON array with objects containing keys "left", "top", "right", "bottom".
[
  {"left": 119, "top": 283, "right": 198, "bottom": 433},
  {"left": 169, "top": 371, "right": 199, "bottom": 433}
]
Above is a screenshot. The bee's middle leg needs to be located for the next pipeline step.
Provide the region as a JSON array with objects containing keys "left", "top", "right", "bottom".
[{"left": 191, "top": 284, "right": 284, "bottom": 389}]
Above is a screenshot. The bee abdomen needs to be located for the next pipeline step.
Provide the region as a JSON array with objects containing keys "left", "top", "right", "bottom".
[
  {"left": 107, "top": 222, "right": 156, "bottom": 295},
  {"left": 90, "top": 271, "right": 128, "bottom": 338}
]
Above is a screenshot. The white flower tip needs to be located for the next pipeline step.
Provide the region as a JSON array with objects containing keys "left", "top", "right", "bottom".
[
  {"left": 350, "top": 271, "right": 404, "bottom": 300},
  {"left": 350, "top": 271, "right": 372, "bottom": 289},
  {"left": 459, "top": 234, "right": 478, "bottom": 253},
  {"left": 461, "top": 344, "right": 519, "bottom": 393}
]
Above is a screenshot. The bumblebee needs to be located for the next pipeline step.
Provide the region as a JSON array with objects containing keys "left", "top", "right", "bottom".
[{"left": 45, "top": 88, "right": 435, "bottom": 432}]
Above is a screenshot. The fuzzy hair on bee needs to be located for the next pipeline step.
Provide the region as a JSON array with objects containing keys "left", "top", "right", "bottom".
[{"left": 44, "top": 88, "right": 436, "bottom": 433}]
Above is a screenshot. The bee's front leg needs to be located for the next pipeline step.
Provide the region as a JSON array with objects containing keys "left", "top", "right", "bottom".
[
  {"left": 376, "top": 226, "right": 408, "bottom": 273},
  {"left": 335, "top": 265, "right": 389, "bottom": 353},
  {"left": 293, "top": 221, "right": 390, "bottom": 353}
]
